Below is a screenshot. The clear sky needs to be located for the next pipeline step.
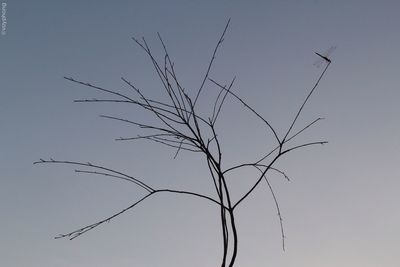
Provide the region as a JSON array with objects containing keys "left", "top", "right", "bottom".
[{"left": 1, "top": 1, "right": 400, "bottom": 266}]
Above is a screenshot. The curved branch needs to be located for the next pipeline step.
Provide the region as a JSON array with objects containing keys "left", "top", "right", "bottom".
[
  {"left": 209, "top": 77, "right": 281, "bottom": 144},
  {"left": 254, "top": 166, "right": 286, "bottom": 251},
  {"left": 155, "top": 189, "right": 227, "bottom": 209},
  {"left": 55, "top": 193, "right": 154, "bottom": 240},
  {"left": 255, "top": 117, "right": 325, "bottom": 164},
  {"left": 54, "top": 188, "right": 226, "bottom": 240},
  {"left": 281, "top": 141, "right": 327, "bottom": 155},
  {"left": 232, "top": 153, "right": 281, "bottom": 210},
  {"left": 223, "top": 163, "right": 290, "bottom": 182},
  {"left": 33, "top": 159, "right": 154, "bottom": 193},
  {"left": 64, "top": 77, "right": 135, "bottom": 102},
  {"left": 74, "top": 169, "right": 141, "bottom": 184}
]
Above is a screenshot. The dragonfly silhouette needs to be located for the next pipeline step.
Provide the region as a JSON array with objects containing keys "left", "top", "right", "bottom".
[{"left": 313, "top": 46, "right": 336, "bottom": 67}]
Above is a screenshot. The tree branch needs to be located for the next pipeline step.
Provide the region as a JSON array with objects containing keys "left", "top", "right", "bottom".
[
  {"left": 209, "top": 77, "right": 281, "bottom": 144},
  {"left": 283, "top": 62, "right": 331, "bottom": 142},
  {"left": 254, "top": 166, "right": 286, "bottom": 251},
  {"left": 55, "top": 193, "right": 154, "bottom": 240},
  {"left": 193, "top": 18, "right": 231, "bottom": 109},
  {"left": 34, "top": 159, "right": 154, "bottom": 193}
]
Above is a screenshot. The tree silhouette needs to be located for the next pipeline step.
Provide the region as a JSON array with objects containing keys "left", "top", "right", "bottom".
[{"left": 35, "top": 19, "right": 332, "bottom": 267}]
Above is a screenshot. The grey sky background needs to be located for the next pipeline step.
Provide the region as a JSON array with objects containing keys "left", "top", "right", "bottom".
[{"left": 1, "top": 1, "right": 399, "bottom": 266}]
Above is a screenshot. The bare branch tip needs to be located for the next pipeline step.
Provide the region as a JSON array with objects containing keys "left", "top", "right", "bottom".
[{"left": 34, "top": 158, "right": 46, "bottom": 164}]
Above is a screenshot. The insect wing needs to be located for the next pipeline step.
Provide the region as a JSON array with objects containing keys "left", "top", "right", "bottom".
[{"left": 313, "top": 46, "right": 336, "bottom": 68}]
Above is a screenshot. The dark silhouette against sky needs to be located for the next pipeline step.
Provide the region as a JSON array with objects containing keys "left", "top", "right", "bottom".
[{"left": 1, "top": 1, "right": 400, "bottom": 266}]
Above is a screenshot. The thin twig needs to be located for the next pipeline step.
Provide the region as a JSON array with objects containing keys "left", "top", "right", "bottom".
[
  {"left": 55, "top": 193, "right": 154, "bottom": 240},
  {"left": 192, "top": 18, "right": 231, "bottom": 109},
  {"left": 53, "top": 188, "right": 227, "bottom": 240},
  {"left": 64, "top": 77, "right": 135, "bottom": 102},
  {"left": 283, "top": 62, "right": 331, "bottom": 142},
  {"left": 212, "top": 76, "right": 236, "bottom": 125},
  {"left": 254, "top": 166, "right": 286, "bottom": 251},
  {"left": 209, "top": 77, "right": 280, "bottom": 144},
  {"left": 256, "top": 117, "right": 324, "bottom": 164},
  {"left": 34, "top": 159, "right": 154, "bottom": 193}
]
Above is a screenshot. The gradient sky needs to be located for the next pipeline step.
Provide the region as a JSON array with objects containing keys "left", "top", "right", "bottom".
[{"left": 1, "top": 1, "right": 400, "bottom": 266}]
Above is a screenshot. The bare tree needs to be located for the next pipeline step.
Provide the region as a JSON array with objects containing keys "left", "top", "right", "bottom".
[{"left": 35, "top": 19, "right": 332, "bottom": 267}]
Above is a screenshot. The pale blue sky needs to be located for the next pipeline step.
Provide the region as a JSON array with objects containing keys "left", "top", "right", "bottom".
[{"left": 1, "top": 1, "right": 400, "bottom": 266}]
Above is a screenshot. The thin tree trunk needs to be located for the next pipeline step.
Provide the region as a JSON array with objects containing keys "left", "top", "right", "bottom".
[{"left": 228, "top": 210, "right": 238, "bottom": 267}]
